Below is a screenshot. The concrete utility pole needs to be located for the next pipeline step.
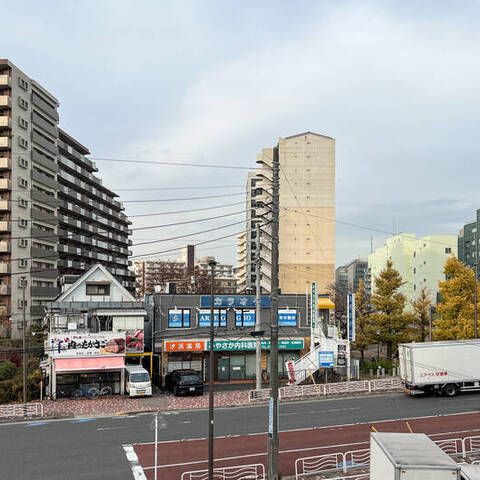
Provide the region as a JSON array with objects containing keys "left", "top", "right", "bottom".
[
  {"left": 208, "top": 260, "right": 217, "bottom": 480},
  {"left": 255, "top": 224, "right": 262, "bottom": 390},
  {"left": 267, "top": 146, "right": 280, "bottom": 480},
  {"left": 21, "top": 276, "right": 27, "bottom": 409}
]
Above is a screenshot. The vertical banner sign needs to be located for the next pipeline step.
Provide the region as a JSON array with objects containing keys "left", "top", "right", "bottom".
[
  {"left": 347, "top": 293, "right": 356, "bottom": 342},
  {"left": 268, "top": 397, "right": 274, "bottom": 437},
  {"left": 311, "top": 282, "right": 318, "bottom": 351}
]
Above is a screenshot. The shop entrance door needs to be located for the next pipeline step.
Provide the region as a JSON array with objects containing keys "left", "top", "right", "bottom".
[
  {"left": 217, "top": 356, "right": 229, "bottom": 381},
  {"left": 230, "top": 355, "right": 245, "bottom": 380}
]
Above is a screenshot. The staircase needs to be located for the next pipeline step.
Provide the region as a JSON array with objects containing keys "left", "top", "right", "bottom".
[{"left": 287, "top": 344, "right": 324, "bottom": 385}]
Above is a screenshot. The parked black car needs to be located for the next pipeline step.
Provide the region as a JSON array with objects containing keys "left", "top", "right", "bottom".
[{"left": 165, "top": 370, "right": 204, "bottom": 396}]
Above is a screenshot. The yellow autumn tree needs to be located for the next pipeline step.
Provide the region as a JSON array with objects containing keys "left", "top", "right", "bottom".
[{"left": 434, "top": 257, "right": 478, "bottom": 340}]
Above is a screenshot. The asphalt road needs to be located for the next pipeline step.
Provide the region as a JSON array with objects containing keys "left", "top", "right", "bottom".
[{"left": 1, "top": 392, "right": 479, "bottom": 480}]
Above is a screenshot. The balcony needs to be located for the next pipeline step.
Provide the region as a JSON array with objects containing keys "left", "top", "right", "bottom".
[
  {"left": 0, "top": 75, "right": 11, "bottom": 87},
  {"left": 31, "top": 286, "right": 59, "bottom": 298},
  {"left": 0, "top": 137, "right": 11, "bottom": 149},
  {"left": 0, "top": 284, "right": 10, "bottom": 295},
  {"left": 0, "top": 221, "right": 10, "bottom": 232},
  {"left": 0, "top": 157, "right": 11, "bottom": 170},
  {"left": 0, "top": 263, "right": 10, "bottom": 274},
  {"left": 0, "top": 200, "right": 9, "bottom": 211},
  {"left": 0, "top": 96, "right": 11, "bottom": 109},
  {"left": 0, "top": 242, "right": 9, "bottom": 253},
  {"left": 0, "top": 305, "right": 10, "bottom": 316},
  {"left": 0, "top": 116, "right": 11, "bottom": 129}
]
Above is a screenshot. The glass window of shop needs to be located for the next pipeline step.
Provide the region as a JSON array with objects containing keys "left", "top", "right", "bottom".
[
  {"left": 56, "top": 371, "right": 121, "bottom": 397},
  {"left": 267, "top": 351, "right": 301, "bottom": 378}
]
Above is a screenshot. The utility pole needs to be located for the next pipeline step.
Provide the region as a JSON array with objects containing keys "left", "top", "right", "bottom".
[
  {"left": 255, "top": 224, "right": 262, "bottom": 390},
  {"left": 267, "top": 146, "right": 280, "bottom": 480},
  {"left": 21, "top": 276, "right": 27, "bottom": 409},
  {"left": 208, "top": 260, "right": 217, "bottom": 480}
]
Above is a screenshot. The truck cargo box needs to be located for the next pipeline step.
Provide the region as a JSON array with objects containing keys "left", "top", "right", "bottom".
[
  {"left": 399, "top": 340, "right": 480, "bottom": 395},
  {"left": 370, "top": 432, "right": 460, "bottom": 480}
]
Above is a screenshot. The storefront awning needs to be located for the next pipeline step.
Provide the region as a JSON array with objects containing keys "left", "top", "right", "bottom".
[
  {"left": 318, "top": 298, "right": 335, "bottom": 309},
  {"left": 54, "top": 356, "right": 125, "bottom": 372}
]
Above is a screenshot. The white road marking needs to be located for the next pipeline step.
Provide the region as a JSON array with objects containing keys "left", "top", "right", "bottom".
[
  {"left": 97, "top": 426, "right": 128, "bottom": 431},
  {"left": 122, "top": 444, "right": 148, "bottom": 480},
  {"left": 281, "top": 407, "right": 360, "bottom": 416}
]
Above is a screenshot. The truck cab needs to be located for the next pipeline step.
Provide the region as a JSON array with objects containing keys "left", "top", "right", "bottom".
[{"left": 125, "top": 365, "right": 152, "bottom": 397}]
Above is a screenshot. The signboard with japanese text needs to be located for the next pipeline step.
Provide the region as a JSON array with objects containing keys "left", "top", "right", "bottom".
[
  {"left": 48, "top": 332, "right": 126, "bottom": 358},
  {"left": 319, "top": 350, "right": 335, "bottom": 367},
  {"left": 347, "top": 293, "right": 356, "bottom": 342},
  {"left": 235, "top": 309, "right": 255, "bottom": 327},
  {"left": 165, "top": 340, "right": 205, "bottom": 352},
  {"left": 198, "top": 309, "right": 227, "bottom": 327},
  {"left": 278, "top": 309, "right": 297, "bottom": 326},
  {"left": 200, "top": 295, "right": 271, "bottom": 308},
  {"left": 205, "top": 339, "right": 304, "bottom": 351},
  {"left": 337, "top": 344, "right": 346, "bottom": 367}
]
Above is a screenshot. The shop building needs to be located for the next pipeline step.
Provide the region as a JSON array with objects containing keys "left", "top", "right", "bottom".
[
  {"left": 148, "top": 293, "right": 333, "bottom": 384},
  {"left": 44, "top": 263, "right": 146, "bottom": 398}
]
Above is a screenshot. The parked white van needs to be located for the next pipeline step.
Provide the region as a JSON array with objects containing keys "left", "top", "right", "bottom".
[{"left": 125, "top": 365, "right": 152, "bottom": 397}]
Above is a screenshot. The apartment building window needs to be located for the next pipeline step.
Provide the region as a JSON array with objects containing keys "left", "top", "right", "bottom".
[
  {"left": 18, "top": 137, "right": 28, "bottom": 149},
  {"left": 18, "top": 96, "right": 29, "bottom": 110},
  {"left": 19, "top": 259, "right": 28, "bottom": 268},
  {"left": 18, "top": 157, "right": 29, "bottom": 169},
  {"left": 18, "top": 238, "right": 28, "bottom": 248},
  {"left": 168, "top": 309, "right": 190, "bottom": 328},
  {"left": 445, "top": 247, "right": 452, "bottom": 254},
  {"left": 18, "top": 117, "right": 29, "bottom": 130},
  {"left": 19, "top": 198, "right": 28, "bottom": 208},
  {"left": 18, "top": 178, "right": 28, "bottom": 189},
  {"left": 32, "top": 242, "right": 54, "bottom": 251},
  {"left": 18, "top": 277, "right": 27, "bottom": 288},
  {"left": 86, "top": 282, "right": 110, "bottom": 296},
  {"left": 19, "top": 219, "right": 28, "bottom": 228},
  {"left": 18, "top": 77, "right": 29, "bottom": 91},
  {"left": 18, "top": 299, "right": 27, "bottom": 309}
]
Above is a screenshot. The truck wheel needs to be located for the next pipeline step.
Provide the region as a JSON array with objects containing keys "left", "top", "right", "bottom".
[{"left": 443, "top": 384, "right": 458, "bottom": 397}]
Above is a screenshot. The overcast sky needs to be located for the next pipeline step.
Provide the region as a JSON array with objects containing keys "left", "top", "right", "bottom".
[{"left": 4, "top": 1, "right": 480, "bottom": 267}]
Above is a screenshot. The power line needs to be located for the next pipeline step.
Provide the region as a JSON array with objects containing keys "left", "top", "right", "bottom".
[
  {"left": 122, "top": 192, "right": 244, "bottom": 203},
  {"left": 133, "top": 219, "right": 247, "bottom": 247},
  {"left": 114, "top": 185, "right": 244, "bottom": 191},
  {"left": 129, "top": 201, "right": 246, "bottom": 218},
  {"left": 89, "top": 156, "right": 256, "bottom": 170}
]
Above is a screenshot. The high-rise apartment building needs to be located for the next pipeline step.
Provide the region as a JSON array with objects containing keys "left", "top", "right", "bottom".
[
  {"left": 237, "top": 132, "right": 335, "bottom": 294},
  {"left": 458, "top": 209, "right": 480, "bottom": 279},
  {"left": 335, "top": 259, "right": 368, "bottom": 293},
  {"left": 368, "top": 233, "right": 457, "bottom": 307},
  {"left": 0, "top": 59, "right": 133, "bottom": 338}
]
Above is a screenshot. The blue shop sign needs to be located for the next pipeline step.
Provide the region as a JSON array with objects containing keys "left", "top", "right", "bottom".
[
  {"left": 200, "top": 295, "right": 271, "bottom": 308},
  {"left": 198, "top": 310, "right": 227, "bottom": 327},
  {"left": 278, "top": 309, "right": 297, "bottom": 326}
]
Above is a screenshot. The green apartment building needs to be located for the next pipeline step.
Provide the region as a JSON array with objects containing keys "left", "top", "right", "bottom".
[{"left": 458, "top": 209, "right": 480, "bottom": 278}]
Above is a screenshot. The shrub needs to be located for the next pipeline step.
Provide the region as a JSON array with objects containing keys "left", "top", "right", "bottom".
[{"left": 0, "top": 359, "right": 17, "bottom": 381}]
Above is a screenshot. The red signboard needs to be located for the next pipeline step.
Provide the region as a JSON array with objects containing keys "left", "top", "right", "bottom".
[{"left": 165, "top": 341, "right": 205, "bottom": 352}]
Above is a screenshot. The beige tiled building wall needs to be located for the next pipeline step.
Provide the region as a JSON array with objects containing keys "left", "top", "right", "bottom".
[
  {"left": 278, "top": 133, "right": 335, "bottom": 294},
  {"left": 237, "top": 132, "right": 335, "bottom": 295}
]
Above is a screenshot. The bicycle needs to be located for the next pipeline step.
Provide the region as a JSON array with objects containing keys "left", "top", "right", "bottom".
[
  {"left": 72, "top": 385, "right": 100, "bottom": 399},
  {"left": 99, "top": 386, "right": 112, "bottom": 397}
]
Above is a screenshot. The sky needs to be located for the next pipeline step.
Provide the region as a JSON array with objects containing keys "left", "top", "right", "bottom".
[{"left": 3, "top": 0, "right": 480, "bottom": 267}]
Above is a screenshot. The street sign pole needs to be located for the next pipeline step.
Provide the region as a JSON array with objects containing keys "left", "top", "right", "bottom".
[{"left": 310, "top": 282, "right": 318, "bottom": 353}]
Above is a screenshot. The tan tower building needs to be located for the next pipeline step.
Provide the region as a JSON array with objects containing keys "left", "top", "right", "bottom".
[{"left": 237, "top": 132, "right": 335, "bottom": 294}]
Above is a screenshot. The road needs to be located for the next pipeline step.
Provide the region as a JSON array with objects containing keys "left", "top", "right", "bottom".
[{"left": 1, "top": 392, "right": 479, "bottom": 480}]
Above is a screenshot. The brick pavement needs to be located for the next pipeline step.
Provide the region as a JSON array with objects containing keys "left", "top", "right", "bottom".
[{"left": 40, "top": 390, "right": 250, "bottom": 418}]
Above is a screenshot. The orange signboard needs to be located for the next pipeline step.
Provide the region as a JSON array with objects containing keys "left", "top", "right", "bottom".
[{"left": 165, "top": 341, "right": 205, "bottom": 352}]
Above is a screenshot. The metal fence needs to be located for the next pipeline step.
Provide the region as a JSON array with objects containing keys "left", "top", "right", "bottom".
[
  {"left": 248, "top": 378, "right": 403, "bottom": 402},
  {"left": 0, "top": 403, "right": 43, "bottom": 418},
  {"left": 181, "top": 464, "right": 265, "bottom": 480},
  {"left": 294, "top": 435, "right": 480, "bottom": 479}
]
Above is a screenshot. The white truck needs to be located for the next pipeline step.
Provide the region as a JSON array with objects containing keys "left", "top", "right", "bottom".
[
  {"left": 370, "top": 432, "right": 461, "bottom": 479},
  {"left": 461, "top": 465, "right": 480, "bottom": 480},
  {"left": 398, "top": 340, "right": 480, "bottom": 397}
]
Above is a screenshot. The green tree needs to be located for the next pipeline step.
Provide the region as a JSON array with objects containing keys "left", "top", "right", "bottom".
[
  {"left": 352, "top": 279, "right": 373, "bottom": 363},
  {"left": 434, "top": 256, "right": 478, "bottom": 340},
  {"left": 411, "top": 287, "right": 432, "bottom": 342},
  {"left": 370, "top": 260, "right": 410, "bottom": 361}
]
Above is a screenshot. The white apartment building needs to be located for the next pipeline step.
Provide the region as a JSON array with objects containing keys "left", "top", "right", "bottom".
[{"left": 368, "top": 233, "right": 457, "bottom": 306}]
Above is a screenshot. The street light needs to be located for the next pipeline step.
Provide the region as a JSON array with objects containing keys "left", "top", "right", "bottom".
[{"left": 208, "top": 259, "right": 217, "bottom": 480}]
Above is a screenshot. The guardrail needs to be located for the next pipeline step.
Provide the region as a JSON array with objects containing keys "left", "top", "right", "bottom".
[
  {"left": 0, "top": 403, "right": 43, "bottom": 418},
  {"left": 248, "top": 388, "right": 271, "bottom": 402},
  {"left": 294, "top": 435, "right": 480, "bottom": 479},
  {"left": 181, "top": 464, "right": 265, "bottom": 480}
]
